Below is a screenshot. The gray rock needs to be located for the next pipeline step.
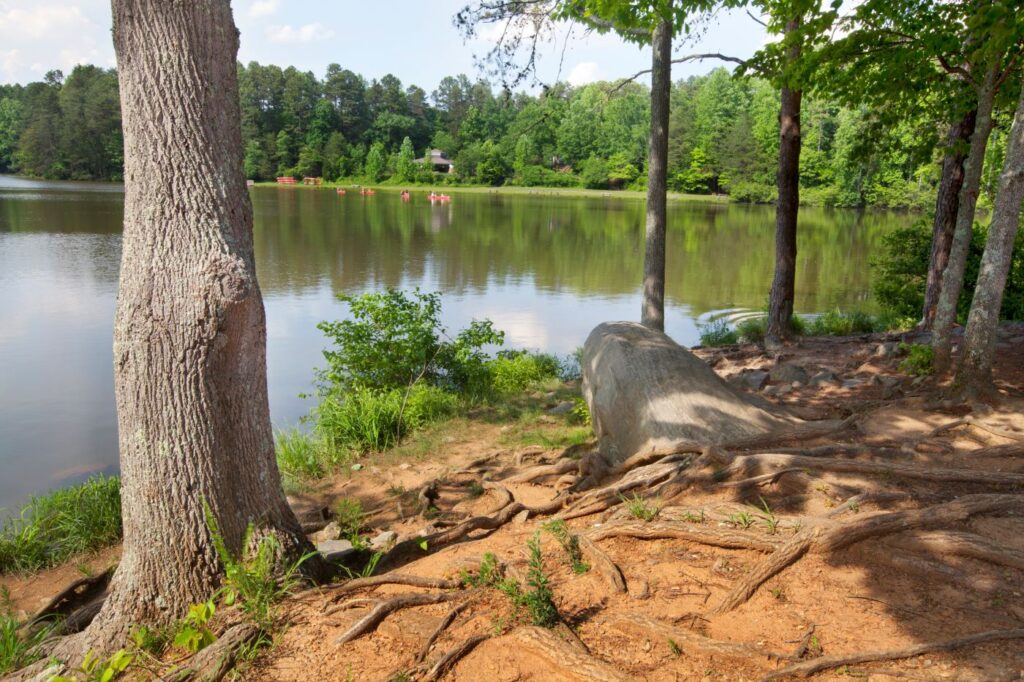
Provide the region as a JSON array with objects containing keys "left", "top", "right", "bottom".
[
  {"left": 317, "top": 539, "right": 355, "bottom": 562},
  {"left": 350, "top": 463, "right": 364, "bottom": 471},
  {"left": 312, "top": 521, "right": 342, "bottom": 544},
  {"left": 871, "top": 375, "right": 900, "bottom": 388},
  {"left": 842, "top": 379, "right": 865, "bottom": 389},
  {"left": 875, "top": 342, "right": 899, "bottom": 358},
  {"left": 513, "top": 509, "right": 531, "bottom": 525},
  {"left": 547, "top": 400, "right": 575, "bottom": 415},
  {"left": 742, "top": 370, "right": 770, "bottom": 391},
  {"left": 370, "top": 530, "right": 398, "bottom": 550},
  {"left": 770, "top": 363, "right": 809, "bottom": 385},
  {"left": 810, "top": 371, "right": 839, "bottom": 386}
]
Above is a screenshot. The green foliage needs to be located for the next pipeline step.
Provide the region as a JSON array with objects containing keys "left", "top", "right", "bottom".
[
  {"left": 333, "top": 498, "right": 366, "bottom": 541},
  {"left": 523, "top": 532, "right": 559, "bottom": 627},
  {"left": 1, "top": 614, "right": 55, "bottom": 675},
  {"left": 898, "top": 343, "right": 934, "bottom": 376},
  {"left": 807, "top": 310, "right": 879, "bottom": 336},
  {"left": 569, "top": 397, "right": 591, "bottom": 427},
  {"left": 542, "top": 520, "right": 589, "bottom": 575},
  {"left": 874, "top": 221, "right": 1024, "bottom": 322},
  {"left": 275, "top": 428, "right": 332, "bottom": 480},
  {"left": 620, "top": 493, "right": 659, "bottom": 522},
  {"left": 339, "top": 551, "right": 384, "bottom": 580},
  {"left": 130, "top": 624, "right": 170, "bottom": 656},
  {"left": 698, "top": 319, "right": 738, "bottom": 346},
  {"left": 580, "top": 156, "right": 610, "bottom": 189},
  {"left": 172, "top": 601, "right": 217, "bottom": 654},
  {"left": 489, "top": 351, "right": 561, "bottom": 395},
  {"left": 0, "top": 475, "right": 121, "bottom": 574},
  {"left": 736, "top": 316, "right": 767, "bottom": 344},
  {"left": 52, "top": 649, "right": 133, "bottom": 682}
]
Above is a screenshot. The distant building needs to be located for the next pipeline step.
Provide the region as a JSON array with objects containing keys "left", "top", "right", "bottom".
[{"left": 416, "top": 149, "right": 455, "bottom": 174}]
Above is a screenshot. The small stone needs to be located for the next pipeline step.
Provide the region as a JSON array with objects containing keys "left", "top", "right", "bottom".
[
  {"left": 513, "top": 509, "right": 531, "bottom": 525},
  {"left": 370, "top": 530, "right": 398, "bottom": 550},
  {"left": 399, "top": 463, "right": 412, "bottom": 470},
  {"left": 875, "top": 342, "right": 898, "bottom": 357},
  {"left": 312, "top": 521, "right": 342, "bottom": 543},
  {"left": 350, "top": 463, "right": 363, "bottom": 471},
  {"left": 742, "top": 370, "right": 770, "bottom": 391},
  {"left": 547, "top": 401, "right": 575, "bottom": 415},
  {"left": 770, "top": 363, "right": 809, "bottom": 385},
  {"left": 912, "top": 376, "right": 926, "bottom": 386},
  {"left": 643, "top": 640, "right": 651, "bottom": 652},
  {"left": 842, "top": 378, "right": 864, "bottom": 389},
  {"left": 317, "top": 539, "right": 355, "bottom": 562},
  {"left": 809, "top": 371, "right": 839, "bottom": 386}
]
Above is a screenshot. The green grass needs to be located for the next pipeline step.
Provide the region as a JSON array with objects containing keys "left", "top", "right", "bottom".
[
  {"left": 736, "top": 316, "right": 768, "bottom": 344},
  {"left": 1, "top": 614, "right": 55, "bottom": 675},
  {"left": 620, "top": 493, "right": 660, "bottom": 522},
  {"left": 698, "top": 319, "right": 739, "bottom": 347},
  {"left": 542, "top": 520, "right": 589, "bottom": 575},
  {"left": 0, "top": 475, "right": 122, "bottom": 574},
  {"left": 807, "top": 309, "right": 880, "bottom": 336}
]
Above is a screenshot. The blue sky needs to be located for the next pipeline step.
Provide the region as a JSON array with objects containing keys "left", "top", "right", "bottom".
[{"left": 0, "top": 0, "right": 767, "bottom": 91}]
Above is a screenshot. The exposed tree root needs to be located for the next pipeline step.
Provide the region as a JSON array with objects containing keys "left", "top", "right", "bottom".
[
  {"left": 322, "top": 573, "right": 461, "bottom": 597},
  {"left": 589, "top": 520, "right": 784, "bottom": 552},
  {"left": 578, "top": 535, "right": 627, "bottom": 593},
  {"left": 761, "top": 628, "right": 1024, "bottom": 680},
  {"left": 423, "top": 634, "right": 489, "bottom": 681},
  {"left": 723, "top": 452, "right": 1024, "bottom": 486},
  {"left": 928, "top": 415, "right": 1024, "bottom": 443},
  {"left": 614, "top": 613, "right": 786, "bottom": 661},
  {"left": 505, "top": 458, "right": 579, "bottom": 484},
  {"left": 714, "top": 493, "right": 1024, "bottom": 613},
  {"left": 481, "top": 482, "right": 513, "bottom": 515},
  {"left": 164, "top": 623, "right": 258, "bottom": 682},
  {"left": 334, "top": 591, "right": 466, "bottom": 644},
  {"left": 885, "top": 530, "right": 1024, "bottom": 571},
  {"left": 509, "top": 626, "right": 628, "bottom": 682},
  {"left": 414, "top": 602, "right": 469, "bottom": 664},
  {"left": 788, "top": 624, "right": 816, "bottom": 660},
  {"left": 29, "top": 568, "right": 113, "bottom": 627}
]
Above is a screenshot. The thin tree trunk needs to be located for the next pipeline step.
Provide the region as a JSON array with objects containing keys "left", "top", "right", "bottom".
[
  {"left": 641, "top": 18, "right": 671, "bottom": 332},
  {"left": 931, "top": 65, "right": 999, "bottom": 372},
  {"left": 956, "top": 79, "right": 1024, "bottom": 396},
  {"left": 920, "top": 110, "right": 977, "bottom": 329},
  {"left": 765, "top": 18, "right": 802, "bottom": 348},
  {"left": 71, "top": 0, "right": 322, "bottom": 652}
]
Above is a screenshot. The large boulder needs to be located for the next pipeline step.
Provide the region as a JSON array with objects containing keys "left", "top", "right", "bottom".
[{"left": 582, "top": 322, "right": 795, "bottom": 461}]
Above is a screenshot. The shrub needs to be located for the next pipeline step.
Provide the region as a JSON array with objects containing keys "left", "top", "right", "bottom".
[
  {"left": 569, "top": 397, "right": 591, "bottom": 426},
  {"left": 807, "top": 309, "right": 879, "bottom": 336},
  {"left": 727, "top": 181, "right": 776, "bottom": 204},
  {"left": 333, "top": 498, "right": 366, "bottom": 540},
  {"left": 899, "top": 343, "right": 934, "bottom": 376},
  {"left": 275, "top": 429, "right": 327, "bottom": 479},
  {"left": 698, "top": 319, "right": 738, "bottom": 346},
  {"left": 0, "top": 475, "right": 122, "bottom": 574},
  {"left": 736, "top": 316, "right": 767, "bottom": 343},
  {"left": 490, "top": 351, "right": 560, "bottom": 395}
]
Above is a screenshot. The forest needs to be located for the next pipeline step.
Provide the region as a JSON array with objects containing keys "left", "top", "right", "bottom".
[{"left": 0, "top": 60, "right": 1009, "bottom": 209}]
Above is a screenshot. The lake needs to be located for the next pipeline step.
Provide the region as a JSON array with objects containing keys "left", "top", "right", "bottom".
[{"left": 0, "top": 175, "right": 913, "bottom": 511}]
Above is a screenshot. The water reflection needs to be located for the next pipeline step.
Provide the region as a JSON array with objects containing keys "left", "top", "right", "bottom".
[{"left": 0, "top": 177, "right": 913, "bottom": 510}]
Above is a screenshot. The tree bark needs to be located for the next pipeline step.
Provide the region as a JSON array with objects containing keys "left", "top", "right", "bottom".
[
  {"left": 72, "top": 0, "right": 321, "bottom": 652},
  {"left": 956, "top": 79, "right": 1024, "bottom": 395},
  {"left": 641, "top": 18, "right": 671, "bottom": 332},
  {"left": 931, "top": 65, "right": 999, "bottom": 372},
  {"left": 920, "top": 110, "right": 977, "bottom": 329},
  {"left": 765, "top": 19, "right": 802, "bottom": 348}
]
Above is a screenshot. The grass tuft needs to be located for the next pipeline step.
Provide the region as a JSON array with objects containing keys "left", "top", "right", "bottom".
[{"left": 697, "top": 319, "right": 738, "bottom": 346}]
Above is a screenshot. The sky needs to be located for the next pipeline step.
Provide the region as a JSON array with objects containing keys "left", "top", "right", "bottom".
[{"left": 0, "top": 0, "right": 768, "bottom": 92}]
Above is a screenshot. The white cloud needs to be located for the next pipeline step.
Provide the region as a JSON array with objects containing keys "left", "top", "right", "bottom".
[
  {"left": 0, "top": 49, "right": 21, "bottom": 82},
  {"left": 247, "top": 0, "right": 279, "bottom": 19},
  {"left": 265, "top": 22, "right": 335, "bottom": 44},
  {"left": 0, "top": 1, "right": 110, "bottom": 83},
  {"left": 0, "top": 4, "right": 88, "bottom": 38},
  {"left": 567, "top": 61, "right": 600, "bottom": 86}
]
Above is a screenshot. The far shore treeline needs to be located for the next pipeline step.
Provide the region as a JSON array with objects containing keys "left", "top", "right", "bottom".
[{"left": 0, "top": 62, "right": 1009, "bottom": 209}]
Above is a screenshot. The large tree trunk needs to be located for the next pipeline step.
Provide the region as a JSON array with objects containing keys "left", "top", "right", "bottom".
[
  {"left": 920, "top": 110, "right": 977, "bottom": 330},
  {"left": 956, "top": 80, "right": 1024, "bottom": 396},
  {"left": 931, "top": 65, "right": 999, "bottom": 372},
  {"left": 765, "top": 19, "right": 802, "bottom": 348},
  {"left": 71, "top": 0, "right": 321, "bottom": 652},
  {"left": 641, "top": 18, "right": 671, "bottom": 332}
]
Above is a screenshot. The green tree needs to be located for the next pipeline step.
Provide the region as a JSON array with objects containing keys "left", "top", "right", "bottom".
[
  {"left": 395, "top": 136, "right": 416, "bottom": 182},
  {"left": 364, "top": 141, "right": 387, "bottom": 181}
]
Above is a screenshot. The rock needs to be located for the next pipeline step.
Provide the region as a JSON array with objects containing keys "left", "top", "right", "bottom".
[
  {"left": 513, "top": 509, "right": 531, "bottom": 525},
  {"left": 742, "top": 370, "right": 770, "bottom": 391},
  {"left": 311, "top": 521, "right": 342, "bottom": 544},
  {"left": 581, "top": 322, "right": 794, "bottom": 460},
  {"left": 809, "top": 371, "right": 839, "bottom": 386},
  {"left": 770, "top": 362, "right": 809, "bottom": 385},
  {"left": 842, "top": 379, "right": 865, "bottom": 389},
  {"left": 288, "top": 498, "right": 331, "bottom": 533},
  {"left": 547, "top": 401, "right": 575, "bottom": 415},
  {"left": 350, "top": 463, "right": 363, "bottom": 471},
  {"left": 370, "top": 530, "right": 398, "bottom": 550},
  {"left": 912, "top": 376, "right": 926, "bottom": 386},
  {"left": 399, "top": 463, "right": 412, "bottom": 470},
  {"left": 875, "top": 342, "right": 899, "bottom": 357},
  {"left": 317, "top": 539, "right": 355, "bottom": 562},
  {"left": 876, "top": 375, "right": 900, "bottom": 388}
]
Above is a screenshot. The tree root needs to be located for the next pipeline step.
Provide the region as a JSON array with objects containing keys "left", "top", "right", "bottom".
[
  {"left": 326, "top": 573, "right": 461, "bottom": 596},
  {"left": 578, "top": 535, "right": 627, "bottom": 593},
  {"left": 589, "top": 520, "right": 784, "bottom": 552},
  {"left": 414, "top": 602, "right": 469, "bottom": 664},
  {"left": 761, "top": 628, "right": 1024, "bottom": 680},
  {"left": 163, "top": 623, "right": 259, "bottom": 682},
  {"left": 509, "top": 626, "right": 628, "bottom": 682},
  {"left": 481, "top": 482, "right": 513, "bottom": 515},
  {"left": 422, "top": 634, "right": 489, "bottom": 681},
  {"left": 882, "top": 530, "right": 1024, "bottom": 571},
  {"left": 29, "top": 568, "right": 113, "bottom": 627},
  {"left": 334, "top": 591, "right": 466, "bottom": 644},
  {"left": 614, "top": 613, "right": 786, "bottom": 661},
  {"left": 505, "top": 458, "right": 578, "bottom": 484},
  {"left": 714, "top": 493, "right": 1024, "bottom": 613},
  {"left": 723, "top": 452, "right": 1024, "bottom": 486}
]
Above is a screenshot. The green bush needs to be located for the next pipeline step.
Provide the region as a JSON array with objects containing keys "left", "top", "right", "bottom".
[
  {"left": 490, "top": 352, "right": 561, "bottom": 394},
  {"left": 726, "top": 181, "right": 776, "bottom": 204},
  {"left": 873, "top": 220, "right": 1024, "bottom": 322},
  {"left": 736, "top": 316, "right": 767, "bottom": 343},
  {"left": 899, "top": 343, "right": 934, "bottom": 376},
  {"left": 698, "top": 319, "right": 738, "bottom": 346},
  {"left": 807, "top": 309, "right": 879, "bottom": 336},
  {"left": 0, "top": 475, "right": 122, "bottom": 574},
  {"left": 275, "top": 429, "right": 328, "bottom": 480}
]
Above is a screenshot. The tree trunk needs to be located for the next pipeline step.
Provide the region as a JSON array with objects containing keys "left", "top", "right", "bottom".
[
  {"left": 956, "top": 79, "right": 1024, "bottom": 395},
  {"left": 931, "top": 65, "right": 999, "bottom": 372},
  {"left": 73, "top": 0, "right": 321, "bottom": 652},
  {"left": 765, "top": 19, "right": 802, "bottom": 348},
  {"left": 641, "top": 19, "right": 671, "bottom": 332},
  {"left": 920, "top": 109, "right": 977, "bottom": 329}
]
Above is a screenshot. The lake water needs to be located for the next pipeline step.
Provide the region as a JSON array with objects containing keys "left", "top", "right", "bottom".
[{"left": 0, "top": 175, "right": 913, "bottom": 511}]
